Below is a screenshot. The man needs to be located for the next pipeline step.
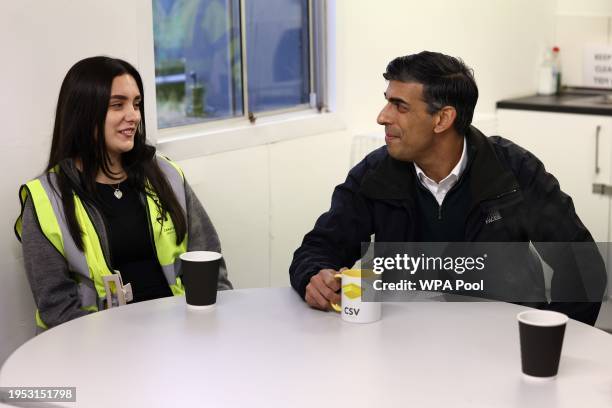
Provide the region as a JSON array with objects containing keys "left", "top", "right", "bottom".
[{"left": 289, "top": 51, "right": 607, "bottom": 325}]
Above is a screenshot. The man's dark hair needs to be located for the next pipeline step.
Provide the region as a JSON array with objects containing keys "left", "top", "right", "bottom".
[{"left": 383, "top": 51, "right": 478, "bottom": 135}]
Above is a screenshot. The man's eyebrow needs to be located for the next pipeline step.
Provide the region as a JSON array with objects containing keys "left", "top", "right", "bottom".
[{"left": 384, "top": 92, "right": 409, "bottom": 106}]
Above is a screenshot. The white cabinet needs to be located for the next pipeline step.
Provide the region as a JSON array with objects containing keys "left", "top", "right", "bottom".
[
  {"left": 497, "top": 109, "right": 612, "bottom": 243},
  {"left": 497, "top": 109, "right": 612, "bottom": 307}
]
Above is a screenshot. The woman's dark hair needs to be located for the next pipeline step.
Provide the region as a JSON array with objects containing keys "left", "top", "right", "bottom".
[
  {"left": 48, "top": 56, "right": 186, "bottom": 250},
  {"left": 383, "top": 51, "right": 478, "bottom": 135}
]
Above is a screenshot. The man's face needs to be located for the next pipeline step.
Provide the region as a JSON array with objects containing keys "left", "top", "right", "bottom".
[{"left": 377, "top": 81, "right": 437, "bottom": 162}]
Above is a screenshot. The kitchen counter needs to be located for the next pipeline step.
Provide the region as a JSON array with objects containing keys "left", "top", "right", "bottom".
[{"left": 497, "top": 88, "right": 612, "bottom": 116}]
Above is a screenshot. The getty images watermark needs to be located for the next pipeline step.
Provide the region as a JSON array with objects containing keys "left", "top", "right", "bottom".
[
  {"left": 371, "top": 253, "right": 487, "bottom": 292},
  {"left": 360, "top": 242, "right": 607, "bottom": 302}
]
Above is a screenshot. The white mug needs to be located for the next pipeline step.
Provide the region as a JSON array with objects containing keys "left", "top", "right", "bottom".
[{"left": 330, "top": 269, "right": 381, "bottom": 323}]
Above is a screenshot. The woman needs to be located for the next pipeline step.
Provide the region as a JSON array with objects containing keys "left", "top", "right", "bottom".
[{"left": 15, "top": 56, "right": 232, "bottom": 330}]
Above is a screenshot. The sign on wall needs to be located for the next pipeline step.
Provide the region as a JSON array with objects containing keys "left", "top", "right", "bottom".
[{"left": 584, "top": 45, "right": 612, "bottom": 89}]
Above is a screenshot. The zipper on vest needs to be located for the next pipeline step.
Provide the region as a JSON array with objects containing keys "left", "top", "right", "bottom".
[{"left": 438, "top": 205, "right": 442, "bottom": 220}]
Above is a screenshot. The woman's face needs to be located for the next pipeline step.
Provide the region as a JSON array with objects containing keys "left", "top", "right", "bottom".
[{"left": 104, "top": 74, "right": 141, "bottom": 160}]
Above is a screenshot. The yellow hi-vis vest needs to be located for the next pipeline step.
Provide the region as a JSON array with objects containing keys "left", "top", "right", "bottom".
[{"left": 15, "top": 156, "right": 188, "bottom": 329}]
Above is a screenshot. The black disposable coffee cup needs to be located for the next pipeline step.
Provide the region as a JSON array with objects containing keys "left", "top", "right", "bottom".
[
  {"left": 180, "top": 251, "right": 222, "bottom": 309},
  {"left": 517, "top": 310, "right": 568, "bottom": 380}
]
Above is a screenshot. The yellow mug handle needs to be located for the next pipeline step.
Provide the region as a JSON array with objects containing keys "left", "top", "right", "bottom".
[{"left": 330, "top": 273, "right": 342, "bottom": 313}]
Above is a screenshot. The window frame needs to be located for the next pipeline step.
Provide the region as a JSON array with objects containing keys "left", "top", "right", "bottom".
[{"left": 143, "top": 0, "right": 340, "bottom": 160}]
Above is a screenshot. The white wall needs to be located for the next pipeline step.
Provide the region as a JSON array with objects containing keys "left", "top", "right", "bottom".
[
  {"left": 0, "top": 0, "right": 557, "bottom": 365},
  {"left": 337, "top": 0, "right": 556, "bottom": 134},
  {"left": 554, "top": 0, "right": 612, "bottom": 87},
  {"left": 0, "top": 0, "right": 155, "bottom": 367}
]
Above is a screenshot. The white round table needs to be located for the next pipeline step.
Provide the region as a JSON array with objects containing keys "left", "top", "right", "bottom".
[{"left": 1, "top": 287, "right": 611, "bottom": 407}]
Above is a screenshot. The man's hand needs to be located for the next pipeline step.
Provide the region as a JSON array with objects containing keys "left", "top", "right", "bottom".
[{"left": 305, "top": 268, "right": 346, "bottom": 311}]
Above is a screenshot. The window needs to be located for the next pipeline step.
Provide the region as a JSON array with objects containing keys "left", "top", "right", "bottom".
[{"left": 152, "top": 0, "right": 327, "bottom": 130}]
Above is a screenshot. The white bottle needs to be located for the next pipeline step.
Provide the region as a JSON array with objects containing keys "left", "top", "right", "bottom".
[
  {"left": 537, "top": 48, "right": 556, "bottom": 95},
  {"left": 551, "top": 46, "right": 562, "bottom": 94}
]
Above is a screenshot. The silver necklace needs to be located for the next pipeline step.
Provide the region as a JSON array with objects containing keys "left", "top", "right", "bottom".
[{"left": 113, "top": 182, "right": 123, "bottom": 199}]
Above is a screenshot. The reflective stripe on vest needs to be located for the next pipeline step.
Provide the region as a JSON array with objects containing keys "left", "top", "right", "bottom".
[
  {"left": 17, "top": 177, "right": 103, "bottom": 329},
  {"left": 15, "top": 156, "right": 188, "bottom": 328}
]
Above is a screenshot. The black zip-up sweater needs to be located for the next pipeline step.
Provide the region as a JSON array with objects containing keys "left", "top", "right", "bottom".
[{"left": 289, "top": 126, "right": 607, "bottom": 325}]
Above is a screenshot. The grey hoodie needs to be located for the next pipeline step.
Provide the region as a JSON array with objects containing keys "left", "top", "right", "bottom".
[{"left": 19, "top": 158, "right": 232, "bottom": 329}]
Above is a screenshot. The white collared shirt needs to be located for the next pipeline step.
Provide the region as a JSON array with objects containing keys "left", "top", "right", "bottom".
[{"left": 414, "top": 137, "right": 468, "bottom": 206}]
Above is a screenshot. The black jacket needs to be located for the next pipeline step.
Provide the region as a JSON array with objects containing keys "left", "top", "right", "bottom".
[{"left": 289, "top": 126, "right": 607, "bottom": 325}]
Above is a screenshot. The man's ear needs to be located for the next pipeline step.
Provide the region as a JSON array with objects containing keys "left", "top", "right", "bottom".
[{"left": 433, "top": 106, "right": 457, "bottom": 134}]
